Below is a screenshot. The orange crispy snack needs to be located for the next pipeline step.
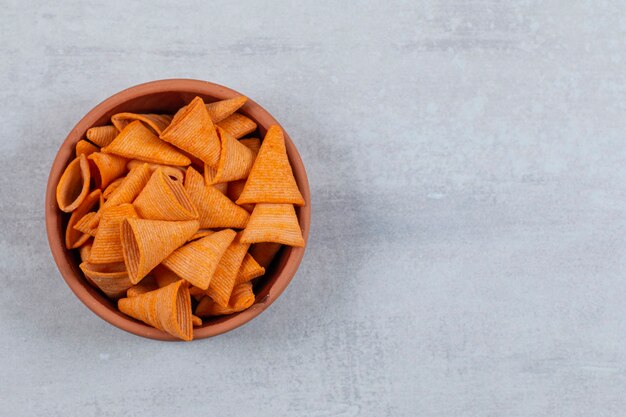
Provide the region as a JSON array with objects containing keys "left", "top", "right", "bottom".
[
  {"left": 102, "top": 121, "right": 190, "bottom": 166},
  {"left": 189, "top": 229, "right": 214, "bottom": 241},
  {"left": 206, "top": 234, "right": 250, "bottom": 307},
  {"left": 192, "top": 315, "right": 202, "bottom": 327},
  {"left": 127, "top": 160, "right": 185, "bottom": 182},
  {"left": 236, "top": 253, "right": 265, "bottom": 284},
  {"left": 249, "top": 242, "right": 283, "bottom": 269},
  {"left": 80, "top": 262, "right": 133, "bottom": 299},
  {"left": 134, "top": 168, "right": 198, "bottom": 221},
  {"left": 184, "top": 167, "right": 249, "bottom": 229},
  {"left": 152, "top": 265, "right": 183, "bottom": 288},
  {"left": 160, "top": 96, "right": 221, "bottom": 166},
  {"left": 120, "top": 218, "right": 199, "bottom": 284},
  {"left": 86, "top": 125, "right": 118, "bottom": 147},
  {"left": 226, "top": 180, "right": 254, "bottom": 212},
  {"left": 118, "top": 280, "right": 193, "bottom": 341},
  {"left": 217, "top": 113, "right": 257, "bottom": 139},
  {"left": 205, "top": 96, "right": 247, "bottom": 123},
  {"left": 102, "top": 177, "right": 125, "bottom": 200},
  {"left": 88, "top": 152, "right": 128, "bottom": 189},
  {"left": 203, "top": 164, "right": 227, "bottom": 194},
  {"left": 73, "top": 212, "right": 99, "bottom": 236},
  {"left": 196, "top": 282, "right": 255, "bottom": 316},
  {"left": 162, "top": 229, "right": 237, "bottom": 290},
  {"left": 102, "top": 162, "right": 151, "bottom": 209},
  {"left": 126, "top": 276, "right": 158, "bottom": 297},
  {"left": 76, "top": 140, "right": 99, "bottom": 157},
  {"left": 133, "top": 168, "right": 198, "bottom": 221},
  {"left": 57, "top": 153, "right": 91, "bottom": 213},
  {"left": 89, "top": 203, "right": 138, "bottom": 264},
  {"left": 236, "top": 125, "right": 305, "bottom": 206},
  {"left": 79, "top": 241, "right": 92, "bottom": 263},
  {"left": 212, "top": 127, "right": 255, "bottom": 183},
  {"left": 65, "top": 189, "right": 101, "bottom": 249},
  {"left": 240, "top": 138, "right": 261, "bottom": 154},
  {"left": 240, "top": 203, "right": 305, "bottom": 247},
  {"left": 111, "top": 113, "right": 173, "bottom": 135}
]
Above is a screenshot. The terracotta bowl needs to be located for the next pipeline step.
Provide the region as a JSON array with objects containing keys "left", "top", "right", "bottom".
[{"left": 45, "top": 79, "right": 310, "bottom": 341}]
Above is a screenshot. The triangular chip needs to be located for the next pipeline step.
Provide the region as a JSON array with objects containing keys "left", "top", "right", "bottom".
[
  {"left": 120, "top": 218, "right": 199, "bottom": 284},
  {"left": 102, "top": 120, "right": 190, "bottom": 166},
  {"left": 240, "top": 203, "right": 305, "bottom": 247},
  {"left": 102, "top": 177, "right": 125, "bottom": 200},
  {"left": 184, "top": 167, "right": 249, "bottom": 229},
  {"left": 88, "top": 152, "right": 128, "bottom": 189},
  {"left": 239, "top": 138, "right": 261, "bottom": 154},
  {"left": 133, "top": 168, "right": 198, "bottom": 221},
  {"left": 236, "top": 125, "right": 305, "bottom": 206},
  {"left": 195, "top": 282, "right": 255, "bottom": 316},
  {"left": 65, "top": 189, "right": 101, "bottom": 249},
  {"left": 111, "top": 113, "right": 172, "bottom": 135},
  {"left": 216, "top": 113, "right": 257, "bottom": 139},
  {"left": 86, "top": 125, "right": 118, "bottom": 147},
  {"left": 249, "top": 242, "right": 283, "bottom": 269},
  {"left": 89, "top": 203, "right": 138, "bottom": 264},
  {"left": 189, "top": 229, "right": 214, "bottom": 241},
  {"left": 205, "top": 96, "right": 247, "bottom": 123},
  {"left": 152, "top": 264, "right": 183, "bottom": 288},
  {"left": 160, "top": 96, "right": 221, "bottom": 166},
  {"left": 226, "top": 180, "right": 254, "bottom": 213},
  {"left": 102, "top": 162, "right": 151, "bottom": 208},
  {"left": 73, "top": 211, "right": 99, "bottom": 236},
  {"left": 76, "top": 140, "right": 99, "bottom": 157},
  {"left": 127, "top": 159, "right": 185, "bottom": 182},
  {"left": 162, "top": 229, "right": 237, "bottom": 290},
  {"left": 80, "top": 261, "right": 132, "bottom": 299},
  {"left": 235, "top": 253, "right": 265, "bottom": 285},
  {"left": 118, "top": 280, "right": 192, "bottom": 341},
  {"left": 203, "top": 164, "right": 227, "bottom": 194},
  {"left": 126, "top": 276, "right": 158, "bottom": 297},
  {"left": 57, "top": 153, "right": 91, "bottom": 213},
  {"left": 192, "top": 315, "right": 202, "bottom": 327},
  {"left": 205, "top": 233, "right": 250, "bottom": 307},
  {"left": 212, "top": 127, "right": 255, "bottom": 183}
]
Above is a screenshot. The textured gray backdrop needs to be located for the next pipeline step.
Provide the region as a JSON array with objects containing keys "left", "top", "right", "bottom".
[{"left": 1, "top": 1, "right": 626, "bottom": 416}]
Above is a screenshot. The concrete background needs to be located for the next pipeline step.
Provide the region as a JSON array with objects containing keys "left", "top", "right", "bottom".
[{"left": 1, "top": 1, "right": 626, "bottom": 416}]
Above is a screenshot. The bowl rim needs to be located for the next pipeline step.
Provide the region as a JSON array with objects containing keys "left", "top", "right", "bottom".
[{"left": 44, "top": 78, "right": 311, "bottom": 341}]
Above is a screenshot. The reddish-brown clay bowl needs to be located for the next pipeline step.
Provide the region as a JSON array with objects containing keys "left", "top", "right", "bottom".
[{"left": 45, "top": 79, "right": 310, "bottom": 341}]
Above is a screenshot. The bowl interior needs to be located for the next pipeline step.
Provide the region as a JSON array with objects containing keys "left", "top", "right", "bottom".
[{"left": 46, "top": 80, "right": 310, "bottom": 340}]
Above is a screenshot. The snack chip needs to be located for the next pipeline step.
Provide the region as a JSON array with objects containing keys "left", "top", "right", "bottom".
[
  {"left": 184, "top": 167, "right": 249, "bottom": 228},
  {"left": 86, "top": 125, "right": 118, "bottom": 147},
  {"left": 111, "top": 112, "right": 173, "bottom": 135},
  {"left": 212, "top": 127, "right": 256, "bottom": 183},
  {"left": 203, "top": 164, "right": 227, "bottom": 194},
  {"left": 236, "top": 253, "right": 265, "bottom": 284},
  {"left": 192, "top": 315, "right": 202, "bottom": 327},
  {"left": 196, "top": 282, "right": 255, "bottom": 316},
  {"left": 127, "top": 160, "right": 185, "bottom": 182},
  {"left": 80, "top": 261, "right": 133, "bottom": 299},
  {"left": 73, "top": 211, "right": 99, "bottom": 237},
  {"left": 205, "top": 233, "right": 250, "bottom": 307},
  {"left": 88, "top": 152, "right": 128, "bottom": 189},
  {"left": 76, "top": 140, "right": 99, "bottom": 157},
  {"left": 89, "top": 203, "right": 138, "bottom": 264},
  {"left": 102, "top": 177, "right": 125, "bottom": 200},
  {"left": 161, "top": 229, "right": 236, "bottom": 290},
  {"left": 102, "top": 162, "right": 151, "bottom": 208},
  {"left": 56, "top": 153, "right": 91, "bottom": 213},
  {"left": 152, "top": 264, "right": 183, "bottom": 288},
  {"left": 79, "top": 241, "right": 92, "bottom": 263},
  {"left": 126, "top": 276, "right": 158, "bottom": 297},
  {"left": 160, "top": 96, "right": 221, "bottom": 166},
  {"left": 240, "top": 203, "right": 305, "bottom": 247},
  {"left": 205, "top": 96, "right": 247, "bottom": 123},
  {"left": 65, "top": 189, "right": 102, "bottom": 249},
  {"left": 217, "top": 113, "right": 257, "bottom": 139},
  {"left": 188, "top": 229, "right": 214, "bottom": 241},
  {"left": 236, "top": 125, "right": 304, "bottom": 206},
  {"left": 118, "top": 280, "right": 193, "bottom": 341},
  {"left": 226, "top": 179, "right": 254, "bottom": 212},
  {"left": 120, "top": 218, "right": 199, "bottom": 284},
  {"left": 133, "top": 168, "right": 198, "bottom": 221},
  {"left": 239, "top": 138, "right": 261, "bottom": 154},
  {"left": 102, "top": 120, "right": 190, "bottom": 166}
]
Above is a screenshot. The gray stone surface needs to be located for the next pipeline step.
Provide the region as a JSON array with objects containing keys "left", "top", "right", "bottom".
[{"left": 1, "top": 0, "right": 626, "bottom": 415}]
